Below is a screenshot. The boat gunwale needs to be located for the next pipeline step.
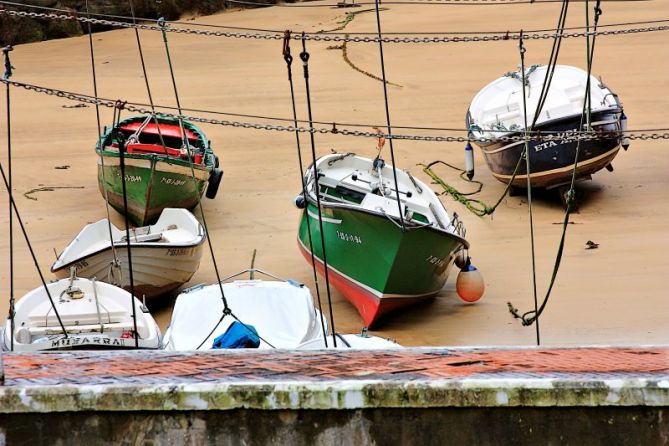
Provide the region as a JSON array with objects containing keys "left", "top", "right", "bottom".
[
  {"left": 468, "top": 106, "right": 623, "bottom": 145},
  {"left": 301, "top": 192, "right": 470, "bottom": 250},
  {"left": 50, "top": 235, "right": 207, "bottom": 273}
]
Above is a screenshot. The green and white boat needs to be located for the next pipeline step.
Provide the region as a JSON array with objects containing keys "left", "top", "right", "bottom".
[
  {"left": 296, "top": 153, "right": 470, "bottom": 328},
  {"left": 96, "top": 114, "right": 223, "bottom": 226}
]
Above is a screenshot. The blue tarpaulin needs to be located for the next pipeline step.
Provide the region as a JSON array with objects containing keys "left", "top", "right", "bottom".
[{"left": 212, "top": 321, "right": 260, "bottom": 349}]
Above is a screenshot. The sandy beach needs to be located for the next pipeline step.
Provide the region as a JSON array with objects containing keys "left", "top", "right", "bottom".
[{"left": 0, "top": 0, "right": 667, "bottom": 347}]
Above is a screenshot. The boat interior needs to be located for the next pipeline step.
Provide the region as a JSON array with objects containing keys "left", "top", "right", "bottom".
[
  {"left": 310, "top": 154, "right": 458, "bottom": 233},
  {"left": 52, "top": 209, "right": 204, "bottom": 270},
  {"left": 102, "top": 116, "right": 206, "bottom": 161},
  {"left": 13, "top": 278, "right": 152, "bottom": 343}
]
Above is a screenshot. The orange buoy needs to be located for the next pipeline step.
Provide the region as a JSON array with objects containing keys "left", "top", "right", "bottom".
[{"left": 456, "top": 262, "right": 485, "bottom": 303}]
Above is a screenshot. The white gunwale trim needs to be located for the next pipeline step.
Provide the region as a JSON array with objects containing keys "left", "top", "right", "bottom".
[{"left": 492, "top": 146, "right": 620, "bottom": 180}]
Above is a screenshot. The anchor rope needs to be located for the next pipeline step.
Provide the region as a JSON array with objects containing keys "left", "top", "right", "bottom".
[
  {"left": 0, "top": 4, "right": 666, "bottom": 43},
  {"left": 85, "top": 0, "right": 121, "bottom": 280},
  {"left": 300, "top": 34, "right": 338, "bottom": 345},
  {"left": 112, "top": 103, "right": 140, "bottom": 348},
  {"left": 508, "top": 0, "right": 604, "bottom": 328},
  {"left": 374, "top": 0, "right": 407, "bottom": 232},
  {"left": 283, "top": 30, "right": 330, "bottom": 347}
]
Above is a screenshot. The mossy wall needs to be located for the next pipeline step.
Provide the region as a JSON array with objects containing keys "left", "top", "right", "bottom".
[{"left": 0, "top": 407, "right": 667, "bottom": 445}]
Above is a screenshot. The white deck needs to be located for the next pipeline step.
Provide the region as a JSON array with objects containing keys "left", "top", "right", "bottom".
[{"left": 468, "top": 65, "right": 621, "bottom": 138}]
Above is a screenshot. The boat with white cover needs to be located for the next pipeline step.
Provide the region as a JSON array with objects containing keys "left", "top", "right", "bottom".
[
  {"left": 51, "top": 208, "right": 205, "bottom": 298},
  {"left": 163, "top": 269, "right": 326, "bottom": 350},
  {"left": 1, "top": 271, "right": 162, "bottom": 352},
  {"left": 467, "top": 64, "right": 626, "bottom": 189},
  {"left": 163, "top": 268, "right": 403, "bottom": 351}
]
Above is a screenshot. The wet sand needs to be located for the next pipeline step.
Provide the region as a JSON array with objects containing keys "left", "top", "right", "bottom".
[{"left": 0, "top": 1, "right": 667, "bottom": 347}]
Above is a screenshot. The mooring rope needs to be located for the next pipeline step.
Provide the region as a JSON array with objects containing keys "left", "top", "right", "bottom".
[
  {"left": 155, "top": 18, "right": 275, "bottom": 349},
  {"left": 127, "top": 0, "right": 169, "bottom": 154},
  {"left": 283, "top": 30, "right": 330, "bottom": 347},
  {"left": 112, "top": 104, "right": 140, "bottom": 348},
  {"left": 518, "top": 32, "right": 541, "bottom": 345},
  {"left": 508, "top": 0, "right": 604, "bottom": 328},
  {"left": 85, "top": 0, "right": 121, "bottom": 281},
  {"left": 300, "top": 34, "right": 338, "bottom": 345},
  {"left": 374, "top": 0, "right": 406, "bottom": 232},
  {"left": 3, "top": 45, "right": 15, "bottom": 350}
]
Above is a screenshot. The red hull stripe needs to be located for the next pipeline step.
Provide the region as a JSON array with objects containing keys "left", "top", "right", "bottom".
[{"left": 298, "top": 240, "right": 433, "bottom": 328}]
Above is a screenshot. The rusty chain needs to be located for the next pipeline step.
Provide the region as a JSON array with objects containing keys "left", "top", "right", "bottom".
[
  {"left": 2, "top": 78, "right": 668, "bottom": 143},
  {"left": 1, "top": 7, "right": 668, "bottom": 43}
]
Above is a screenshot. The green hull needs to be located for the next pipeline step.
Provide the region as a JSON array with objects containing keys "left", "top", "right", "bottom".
[
  {"left": 95, "top": 114, "right": 217, "bottom": 227},
  {"left": 97, "top": 153, "right": 209, "bottom": 226},
  {"left": 298, "top": 201, "right": 466, "bottom": 326}
]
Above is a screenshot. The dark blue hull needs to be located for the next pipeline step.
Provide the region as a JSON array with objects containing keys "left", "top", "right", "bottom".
[{"left": 474, "top": 110, "right": 622, "bottom": 188}]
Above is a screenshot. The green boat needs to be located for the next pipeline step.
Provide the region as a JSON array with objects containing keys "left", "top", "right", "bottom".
[
  {"left": 295, "top": 153, "right": 470, "bottom": 328},
  {"left": 96, "top": 115, "right": 222, "bottom": 226}
]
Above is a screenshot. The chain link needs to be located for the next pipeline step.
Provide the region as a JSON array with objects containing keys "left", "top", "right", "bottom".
[
  {"left": 1, "top": 8, "right": 668, "bottom": 43},
  {"left": 2, "top": 78, "right": 668, "bottom": 143}
]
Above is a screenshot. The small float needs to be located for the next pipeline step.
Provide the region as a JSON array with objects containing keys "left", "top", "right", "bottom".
[
  {"left": 1, "top": 270, "right": 162, "bottom": 352},
  {"left": 295, "top": 152, "right": 477, "bottom": 328},
  {"left": 51, "top": 208, "right": 205, "bottom": 298},
  {"left": 466, "top": 65, "right": 627, "bottom": 193},
  {"left": 96, "top": 114, "right": 223, "bottom": 226}
]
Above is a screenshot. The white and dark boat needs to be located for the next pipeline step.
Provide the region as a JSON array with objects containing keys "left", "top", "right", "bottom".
[
  {"left": 295, "top": 152, "right": 471, "bottom": 328},
  {"left": 51, "top": 208, "right": 205, "bottom": 298},
  {"left": 466, "top": 64, "right": 627, "bottom": 189},
  {"left": 1, "top": 271, "right": 162, "bottom": 352}
]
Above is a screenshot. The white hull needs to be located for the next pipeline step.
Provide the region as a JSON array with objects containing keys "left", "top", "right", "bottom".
[
  {"left": 2, "top": 276, "right": 162, "bottom": 352},
  {"left": 467, "top": 64, "right": 622, "bottom": 140},
  {"left": 52, "top": 208, "right": 205, "bottom": 298}
]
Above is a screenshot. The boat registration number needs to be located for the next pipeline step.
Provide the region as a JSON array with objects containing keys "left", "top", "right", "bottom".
[
  {"left": 161, "top": 177, "right": 186, "bottom": 186},
  {"left": 336, "top": 231, "right": 362, "bottom": 244},
  {"left": 49, "top": 337, "right": 128, "bottom": 348},
  {"left": 426, "top": 255, "right": 446, "bottom": 267},
  {"left": 166, "top": 248, "right": 189, "bottom": 256}
]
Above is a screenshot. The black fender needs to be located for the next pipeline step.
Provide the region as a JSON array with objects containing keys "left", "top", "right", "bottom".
[{"left": 206, "top": 168, "right": 223, "bottom": 199}]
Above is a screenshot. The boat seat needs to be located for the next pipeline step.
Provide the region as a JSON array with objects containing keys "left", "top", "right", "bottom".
[
  {"left": 361, "top": 193, "right": 403, "bottom": 219},
  {"left": 28, "top": 299, "right": 129, "bottom": 327},
  {"left": 121, "top": 232, "right": 164, "bottom": 243}
]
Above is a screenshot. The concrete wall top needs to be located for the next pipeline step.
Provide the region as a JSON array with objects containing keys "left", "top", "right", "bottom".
[{"left": 0, "top": 346, "right": 668, "bottom": 413}]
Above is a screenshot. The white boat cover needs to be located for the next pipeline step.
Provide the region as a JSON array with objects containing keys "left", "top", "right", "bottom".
[
  {"left": 163, "top": 279, "right": 326, "bottom": 351},
  {"left": 468, "top": 65, "right": 621, "bottom": 138}
]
